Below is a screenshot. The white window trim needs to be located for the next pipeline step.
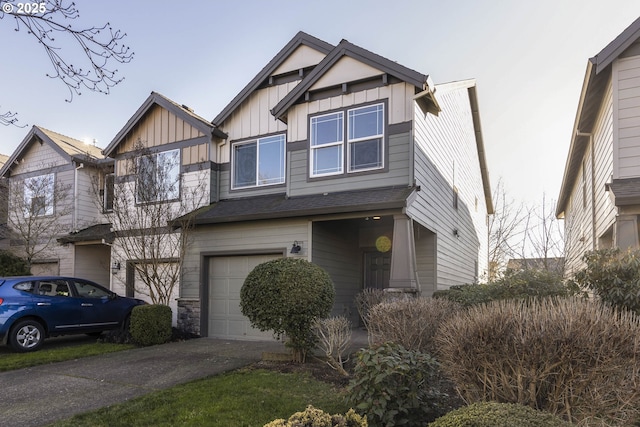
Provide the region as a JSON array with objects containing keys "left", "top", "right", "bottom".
[
  {"left": 135, "top": 149, "right": 180, "bottom": 204},
  {"left": 231, "top": 134, "right": 286, "bottom": 189},
  {"left": 309, "top": 103, "right": 385, "bottom": 178},
  {"left": 24, "top": 173, "right": 54, "bottom": 217}
]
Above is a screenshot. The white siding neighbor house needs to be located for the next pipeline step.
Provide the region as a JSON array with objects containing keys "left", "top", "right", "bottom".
[
  {"left": 178, "top": 32, "right": 493, "bottom": 338},
  {"left": 0, "top": 126, "right": 111, "bottom": 283},
  {"left": 557, "top": 16, "right": 640, "bottom": 275}
]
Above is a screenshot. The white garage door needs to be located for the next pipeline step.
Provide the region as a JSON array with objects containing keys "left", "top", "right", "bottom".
[{"left": 208, "top": 254, "right": 281, "bottom": 340}]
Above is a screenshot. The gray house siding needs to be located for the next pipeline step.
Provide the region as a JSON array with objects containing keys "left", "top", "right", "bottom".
[{"left": 408, "top": 86, "right": 489, "bottom": 287}]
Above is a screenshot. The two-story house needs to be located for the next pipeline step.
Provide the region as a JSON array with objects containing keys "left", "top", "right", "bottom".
[
  {"left": 0, "top": 126, "right": 111, "bottom": 281},
  {"left": 100, "top": 91, "right": 227, "bottom": 322},
  {"left": 557, "top": 16, "right": 640, "bottom": 274},
  {"left": 177, "top": 32, "right": 493, "bottom": 338}
]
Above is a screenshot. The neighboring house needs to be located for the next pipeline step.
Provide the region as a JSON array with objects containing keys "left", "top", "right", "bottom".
[
  {"left": 178, "top": 32, "right": 493, "bottom": 338},
  {"left": 506, "top": 257, "right": 565, "bottom": 276},
  {"left": 0, "top": 126, "right": 111, "bottom": 281},
  {"left": 557, "top": 17, "right": 640, "bottom": 275},
  {"left": 0, "top": 153, "right": 8, "bottom": 250},
  {"left": 101, "top": 91, "right": 226, "bottom": 323}
]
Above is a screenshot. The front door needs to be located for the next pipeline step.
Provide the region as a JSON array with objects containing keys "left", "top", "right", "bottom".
[{"left": 364, "top": 251, "right": 391, "bottom": 289}]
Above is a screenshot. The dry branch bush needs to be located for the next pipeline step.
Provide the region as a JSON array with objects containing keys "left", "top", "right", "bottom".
[
  {"left": 436, "top": 297, "right": 640, "bottom": 425},
  {"left": 368, "top": 297, "right": 463, "bottom": 354},
  {"left": 313, "top": 316, "right": 352, "bottom": 376}
]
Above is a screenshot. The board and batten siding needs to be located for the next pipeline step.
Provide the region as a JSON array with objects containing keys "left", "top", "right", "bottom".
[
  {"left": 407, "top": 86, "right": 489, "bottom": 288},
  {"left": 614, "top": 55, "right": 640, "bottom": 179},
  {"left": 116, "top": 105, "right": 206, "bottom": 155},
  {"left": 181, "top": 219, "right": 310, "bottom": 299},
  {"left": 74, "top": 168, "right": 106, "bottom": 229}
]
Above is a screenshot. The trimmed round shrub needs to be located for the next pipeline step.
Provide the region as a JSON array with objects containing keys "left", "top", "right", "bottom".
[
  {"left": 240, "top": 258, "right": 335, "bottom": 361},
  {"left": 129, "top": 304, "right": 172, "bottom": 346},
  {"left": 436, "top": 297, "right": 640, "bottom": 424},
  {"left": 264, "top": 405, "right": 367, "bottom": 427},
  {"left": 367, "top": 296, "right": 463, "bottom": 353},
  {"left": 0, "top": 251, "right": 30, "bottom": 276},
  {"left": 428, "top": 402, "right": 571, "bottom": 427},
  {"left": 347, "top": 343, "right": 450, "bottom": 426}
]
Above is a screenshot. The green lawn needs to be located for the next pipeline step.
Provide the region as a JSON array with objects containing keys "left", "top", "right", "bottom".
[
  {"left": 0, "top": 342, "right": 134, "bottom": 372},
  {"left": 48, "top": 368, "right": 350, "bottom": 427}
]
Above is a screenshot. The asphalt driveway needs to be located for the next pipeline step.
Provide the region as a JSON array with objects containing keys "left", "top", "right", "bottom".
[{"left": 0, "top": 338, "right": 287, "bottom": 427}]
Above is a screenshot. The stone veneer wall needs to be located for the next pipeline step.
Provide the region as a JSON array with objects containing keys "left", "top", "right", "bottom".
[{"left": 177, "top": 298, "right": 201, "bottom": 335}]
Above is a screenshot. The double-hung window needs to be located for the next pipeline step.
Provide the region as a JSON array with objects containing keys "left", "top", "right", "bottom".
[
  {"left": 232, "top": 134, "right": 285, "bottom": 189},
  {"left": 310, "top": 103, "right": 384, "bottom": 177},
  {"left": 24, "top": 173, "right": 54, "bottom": 217},
  {"left": 136, "top": 149, "right": 180, "bottom": 203}
]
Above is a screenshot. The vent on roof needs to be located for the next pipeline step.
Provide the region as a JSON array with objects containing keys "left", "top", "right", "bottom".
[{"left": 181, "top": 104, "right": 194, "bottom": 113}]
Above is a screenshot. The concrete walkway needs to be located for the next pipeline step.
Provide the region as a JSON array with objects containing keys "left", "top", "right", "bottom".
[{"left": 0, "top": 338, "right": 287, "bottom": 427}]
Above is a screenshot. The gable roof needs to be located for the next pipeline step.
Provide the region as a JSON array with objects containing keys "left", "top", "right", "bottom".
[
  {"left": 0, "top": 153, "right": 8, "bottom": 169},
  {"left": 211, "top": 31, "right": 334, "bottom": 127},
  {"left": 556, "top": 17, "right": 640, "bottom": 216},
  {"left": 103, "top": 91, "right": 223, "bottom": 157},
  {"left": 271, "top": 38, "right": 429, "bottom": 122},
  {"left": 0, "top": 126, "right": 104, "bottom": 177}
]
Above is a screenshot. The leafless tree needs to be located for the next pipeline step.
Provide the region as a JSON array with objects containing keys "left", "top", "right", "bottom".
[
  {"left": 94, "top": 141, "right": 207, "bottom": 305},
  {"left": 2, "top": 168, "right": 72, "bottom": 268},
  {"left": 488, "top": 178, "right": 527, "bottom": 279},
  {"left": 523, "top": 193, "right": 565, "bottom": 272},
  {"left": 0, "top": 0, "right": 133, "bottom": 124}
]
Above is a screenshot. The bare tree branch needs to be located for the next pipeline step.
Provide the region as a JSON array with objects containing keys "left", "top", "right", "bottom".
[{"left": 0, "top": 0, "right": 133, "bottom": 125}]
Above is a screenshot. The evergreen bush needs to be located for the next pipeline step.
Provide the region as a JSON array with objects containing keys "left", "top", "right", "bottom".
[
  {"left": 346, "top": 343, "right": 450, "bottom": 426},
  {"left": 240, "top": 258, "right": 335, "bottom": 361},
  {"left": 129, "top": 304, "right": 172, "bottom": 346},
  {"left": 0, "top": 251, "right": 30, "bottom": 276},
  {"left": 572, "top": 248, "right": 640, "bottom": 314},
  {"left": 433, "top": 268, "right": 571, "bottom": 307},
  {"left": 428, "top": 402, "right": 571, "bottom": 427}
]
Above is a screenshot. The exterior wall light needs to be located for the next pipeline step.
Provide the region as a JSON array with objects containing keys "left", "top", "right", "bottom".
[
  {"left": 111, "top": 261, "right": 121, "bottom": 274},
  {"left": 290, "top": 241, "right": 301, "bottom": 254}
]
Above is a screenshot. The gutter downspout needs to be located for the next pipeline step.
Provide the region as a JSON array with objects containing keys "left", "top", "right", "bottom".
[
  {"left": 73, "top": 162, "right": 84, "bottom": 232},
  {"left": 577, "top": 131, "right": 596, "bottom": 250}
]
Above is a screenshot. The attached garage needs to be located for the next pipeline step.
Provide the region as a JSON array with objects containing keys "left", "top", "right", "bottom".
[{"left": 205, "top": 253, "right": 282, "bottom": 340}]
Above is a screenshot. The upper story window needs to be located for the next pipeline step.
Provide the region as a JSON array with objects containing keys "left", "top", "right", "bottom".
[
  {"left": 136, "top": 149, "right": 180, "bottom": 203},
  {"left": 24, "top": 173, "right": 54, "bottom": 217},
  {"left": 232, "top": 134, "right": 285, "bottom": 189},
  {"left": 310, "top": 103, "right": 384, "bottom": 177}
]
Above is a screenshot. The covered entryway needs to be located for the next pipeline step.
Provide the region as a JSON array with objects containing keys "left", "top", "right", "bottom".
[{"left": 206, "top": 253, "right": 282, "bottom": 340}]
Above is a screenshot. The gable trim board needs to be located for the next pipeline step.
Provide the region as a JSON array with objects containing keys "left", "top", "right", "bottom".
[
  {"left": 104, "top": 92, "right": 223, "bottom": 157},
  {"left": 212, "top": 31, "right": 334, "bottom": 127},
  {"left": 271, "top": 39, "right": 430, "bottom": 122}
]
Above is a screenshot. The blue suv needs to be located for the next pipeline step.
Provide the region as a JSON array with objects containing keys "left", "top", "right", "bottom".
[{"left": 0, "top": 276, "right": 146, "bottom": 352}]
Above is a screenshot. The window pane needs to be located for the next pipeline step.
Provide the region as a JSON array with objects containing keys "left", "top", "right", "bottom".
[
  {"left": 24, "top": 174, "right": 54, "bottom": 217},
  {"left": 157, "top": 150, "right": 180, "bottom": 200},
  {"left": 349, "top": 104, "right": 383, "bottom": 140},
  {"left": 233, "top": 142, "right": 257, "bottom": 188},
  {"left": 311, "top": 113, "right": 343, "bottom": 146},
  {"left": 258, "top": 135, "right": 285, "bottom": 185},
  {"left": 314, "top": 145, "right": 342, "bottom": 175},
  {"left": 350, "top": 139, "right": 382, "bottom": 171},
  {"left": 104, "top": 174, "right": 114, "bottom": 211}
]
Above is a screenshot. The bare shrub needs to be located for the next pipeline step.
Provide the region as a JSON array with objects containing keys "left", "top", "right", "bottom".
[
  {"left": 368, "top": 297, "right": 463, "bottom": 354},
  {"left": 312, "top": 316, "right": 352, "bottom": 376},
  {"left": 354, "top": 288, "right": 386, "bottom": 330},
  {"left": 436, "top": 297, "right": 640, "bottom": 425}
]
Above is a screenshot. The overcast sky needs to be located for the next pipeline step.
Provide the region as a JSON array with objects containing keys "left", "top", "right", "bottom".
[{"left": 1, "top": 0, "right": 639, "bottom": 206}]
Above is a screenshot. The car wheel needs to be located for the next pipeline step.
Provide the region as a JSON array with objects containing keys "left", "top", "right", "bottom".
[{"left": 10, "top": 319, "right": 45, "bottom": 352}]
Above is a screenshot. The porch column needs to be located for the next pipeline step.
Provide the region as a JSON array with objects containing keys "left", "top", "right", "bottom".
[
  {"left": 615, "top": 215, "right": 640, "bottom": 249},
  {"left": 389, "top": 214, "right": 418, "bottom": 289}
]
